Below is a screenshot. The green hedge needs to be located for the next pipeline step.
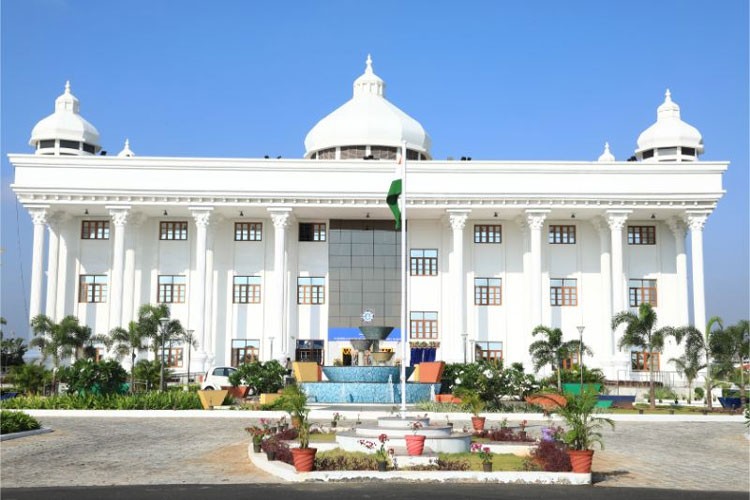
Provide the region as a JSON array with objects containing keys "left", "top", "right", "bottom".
[
  {"left": 1, "top": 410, "right": 41, "bottom": 434},
  {"left": 0, "top": 391, "right": 209, "bottom": 410}
]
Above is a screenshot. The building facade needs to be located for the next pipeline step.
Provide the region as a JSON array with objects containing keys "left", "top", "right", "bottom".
[{"left": 10, "top": 57, "right": 727, "bottom": 381}]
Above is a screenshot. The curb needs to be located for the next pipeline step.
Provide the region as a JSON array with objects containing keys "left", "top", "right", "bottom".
[
  {"left": 0, "top": 427, "right": 53, "bottom": 441},
  {"left": 246, "top": 442, "right": 591, "bottom": 484}
]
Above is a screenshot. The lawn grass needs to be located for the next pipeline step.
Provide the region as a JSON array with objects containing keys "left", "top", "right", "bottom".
[
  {"left": 309, "top": 432, "right": 338, "bottom": 443},
  {"left": 439, "top": 452, "right": 526, "bottom": 471}
]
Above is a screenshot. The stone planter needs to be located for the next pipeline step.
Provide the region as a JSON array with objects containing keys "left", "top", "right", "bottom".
[
  {"left": 405, "top": 434, "right": 426, "bottom": 456},
  {"left": 567, "top": 449, "right": 594, "bottom": 473},
  {"left": 197, "top": 389, "right": 228, "bottom": 409}
]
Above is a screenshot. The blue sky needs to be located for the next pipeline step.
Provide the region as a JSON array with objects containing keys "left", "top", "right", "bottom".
[{"left": 1, "top": 0, "right": 748, "bottom": 338}]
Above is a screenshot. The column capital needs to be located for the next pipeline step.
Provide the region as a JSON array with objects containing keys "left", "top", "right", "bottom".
[
  {"left": 525, "top": 209, "right": 550, "bottom": 231},
  {"left": 685, "top": 211, "right": 710, "bottom": 232},
  {"left": 667, "top": 216, "right": 687, "bottom": 239},
  {"left": 27, "top": 206, "right": 49, "bottom": 225},
  {"left": 107, "top": 206, "right": 132, "bottom": 227},
  {"left": 190, "top": 207, "right": 214, "bottom": 228},
  {"left": 46, "top": 211, "right": 70, "bottom": 231},
  {"left": 446, "top": 209, "right": 471, "bottom": 231},
  {"left": 268, "top": 207, "right": 293, "bottom": 229},
  {"left": 606, "top": 210, "right": 632, "bottom": 231}
]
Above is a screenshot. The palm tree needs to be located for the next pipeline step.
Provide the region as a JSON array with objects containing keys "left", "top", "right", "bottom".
[
  {"left": 136, "top": 304, "right": 184, "bottom": 391},
  {"left": 710, "top": 320, "right": 750, "bottom": 403},
  {"left": 670, "top": 352, "right": 705, "bottom": 404},
  {"left": 528, "top": 325, "right": 591, "bottom": 392},
  {"left": 109, "top": 321, "right": 148, "bottom": 393},
  {"left": 180, "top": 330, "right": 199, "bottom": 386},
  {"left": 29, "top": 314, "right": 98, "bottom": 390},
  {"left": 702, "top": 316, "right": 724, "bottom": 410},
  {"left": 612, "top": 304, "right": 695, "bottom": 409}
]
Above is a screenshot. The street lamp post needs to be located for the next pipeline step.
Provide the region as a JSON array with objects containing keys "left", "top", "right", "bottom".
[
  {"left": 577, "top": 325, "right": 586, "bottom": 391},
  {"left": 461, "top": 333, "right": 468, "bottom": 363},
  {"left": 268, "top": 336, "right": 275, "bottom": 361},
  {"left": 185, "top": 329, "right": 194, "bottom": 387},
  {"left": 159, "top": 318, "right": 169, "bottom": 392}
]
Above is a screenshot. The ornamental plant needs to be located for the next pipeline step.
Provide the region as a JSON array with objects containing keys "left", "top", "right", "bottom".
[
  {"left": 358, "top": 433, "right": 391, "bottom": 463},
  {"left": 410, "top": 421, "right": 423, "bottom": 434},
  {"left": 470, "top": 442, "right": 493, "bottom": 464},
  {"left": 555, "top": 389, "right": 615, "bottom": 451}
]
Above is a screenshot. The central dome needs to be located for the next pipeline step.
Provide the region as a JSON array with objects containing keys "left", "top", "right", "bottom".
[{"left": 304, "top": 55, "right": 431, "bottom": 160}]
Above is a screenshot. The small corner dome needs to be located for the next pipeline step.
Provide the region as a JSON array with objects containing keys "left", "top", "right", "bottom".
[
  {"left": 597, "top": 142, "right": 615, "bottom": 162},
  {"left": 304, "top": 55, "right": 432, "bottom": 159},
  {"left": 635, "top": 90, "right": 703, "bottom": 161},
  {"left": 29, "top": 81, "right": 101, "bottom": 155},
  {"left": 117, "top": 139, "right": 135, "bottom": 157}
]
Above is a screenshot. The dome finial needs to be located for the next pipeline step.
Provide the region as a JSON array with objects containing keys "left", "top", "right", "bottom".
[
  {"left": 65, "top": 80, "right": 71, "bottom": 94},
  {"left": 365, "top": 54, "right": 373, "bottom": 73},
  {"left": 665, "top": 88, "right": 671, "bottom": 101},
  {"left": 118, "top": 138, "right": 135, "bottom": 157},
  {"left": 597, "top": 141, "right": 615, "bottom": 162}
]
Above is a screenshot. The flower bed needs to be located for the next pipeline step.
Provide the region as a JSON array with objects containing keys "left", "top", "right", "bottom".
[{"left": 0, "top": 410, "right": 41, "bottom": 434}]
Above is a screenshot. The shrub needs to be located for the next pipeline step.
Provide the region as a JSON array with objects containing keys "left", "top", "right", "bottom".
[
  {"left": 228, "top": 360, "right": 285, "bottom": 394},
  {"left": 0, "top": 410, "right": 41, "bottom": 434},
  {"left": 525, "top": 439, "right": 571, "bottom": 472},
  {"left": 653, "top": 386, "right": 678, "bottom": 401},
  {"left": 0, "top": 391, "right": 204, "bottom": 410},
  {"left": 6, "top": 363, "right": 50, "bottom": 395},
  {"left": 260, "top": 435, "right": 293, "bottom": 465},
  {"left": 132, "top": 360, "right": 172, "bottom": 392},
  {"left": 58, "top": 359, "right": 128, "bottom": 395},
  {"left": 476, "top": 427, "right": 534, "bottom": 442},
  {"left": 1, "top": 337, "right": 27, "bottom": 368},
  {"left": 315, "top": 450, "right": 378, "bottom": 471},
  {"left": 694, "top": 387, "right": 705, "bottom": 400}
]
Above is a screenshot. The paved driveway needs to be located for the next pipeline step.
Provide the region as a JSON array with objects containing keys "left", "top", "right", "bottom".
[{"left": 1, "top": 416, "right": 748, "bottom": 492}]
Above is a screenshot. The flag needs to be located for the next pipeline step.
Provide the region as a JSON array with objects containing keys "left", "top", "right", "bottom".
[{"left": 387, "top": 179, "right": 402, "bottom": 229}]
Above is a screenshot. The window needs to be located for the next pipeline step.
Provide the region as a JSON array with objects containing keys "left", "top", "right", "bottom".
[
  {"left": 81, "top": 221, "right": 110, "bottom": 240},
  {"left": 160, "top": 347, "right": 183, "bottom": 368},
  {"left": 299, "top": 222, "right": 326, "bottom": 242},
  {"left": 370, "top": 146, "right": 397, "bottom": 160},
  {"left": 82, "top": 143, "right": 96, "bottom": 154},
  {"left": 474, "top": 225, "right": 502, "bottom": 244},
  {"left": 474, "top": 278, "right": 502, "bottom": 305},
  {"left": 60, "top": 139, "right": 79, "bottom": 150},
  {"left": 231, "top": 339, "right": 260, "bottom": 367},
  {"left": 296, "top": 339, "right": 325, "bottom": 364},
  {"left": 410, "top": 249, "right": 438, "bottom": 276},
  {"left": 631, "top": 351, "right": 660, "bottom": 371},
  {"left": 297, "top": 277, "right": 325, "bottom": 304},
  {"left": 233, "top": 276, "right": 261, "bottom": 304},
  {"left": 549, "top": 225, "right": 576, "bottom": 244},
  {"left": 79, "top": 275, "right": 108, "bottom": 303},
  {"left": 234, "top": 222, "right": 262, "bottom": 241},
  {"left": 410, "top": 311, "right": 438, "bottom": 339},
  {"left": 628, "top": 226, "right": 656, "bottom": 245},
  {"left": 629, "top": 279, "right": 657, "bottom": 307},
  {"left": 681, "top": 147, "right": 696, "bottom": 156},
  {"left": 160, "top": 221, "right": 188, "bottom": 240},
  {"left": 158, "top": 275, "right": 186, "bottom": 303},
  {"left": 550, "top": 278, "right": 578, "bottom": 306},
  {"left": 560, "top": 352, "right": 581, "bottom": 370},
  {"left": 38, "top": 139, "right": 55, "bottom": 149},
  {"left": 474, "top": 341, "right": 503, "bottom": 363},
  {"left": 340, "top": 146, "right": 366, "bottom": 159},
  {"left": 642, "top": 149, "right": 655, "bottom": 159}
]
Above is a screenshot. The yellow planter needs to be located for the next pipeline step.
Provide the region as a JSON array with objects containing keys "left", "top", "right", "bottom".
[
  {"left": 293, "top": 362, "right": 321, "bottom": 382},
  {"left": 197, "top": 389, "right": 228, "bottom": 409},
  {"left": 260, "top": 393, "right": 281, "bottom": 405}
]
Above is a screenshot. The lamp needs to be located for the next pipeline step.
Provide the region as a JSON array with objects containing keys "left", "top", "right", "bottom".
[
  {"left": 493, "top": 212, "right": 498, "bottom": 218},
  {"left": 650, "top": 214, "right": 656, "bottom": 219},
  {"left": 576, "top": 325, "right": 586, "bottom": 390},
  {"left": 163, "top": 210, "right": 168, "bottom": 216},
  {"left": 571, "top": 213, "right": 576, "bottom": 219},
  {"left": 461, "top": 333, "right": 468, "bottom": 363},
  {"left": 84, "top": 209, "right": 89, "bottom": 215},
  {"left": 268, "top": 336, "right": 275, "bottom": 360},
  {"left": 240, "top": 211, "right": 244, "bottom": 217},
  {"left": 159, "top": 317, "right": 170, "bottom": 392}
]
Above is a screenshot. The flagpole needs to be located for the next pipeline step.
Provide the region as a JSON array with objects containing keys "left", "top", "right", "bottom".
[{"left": 400, "top": 140, "right": 408, "bottom": 414}]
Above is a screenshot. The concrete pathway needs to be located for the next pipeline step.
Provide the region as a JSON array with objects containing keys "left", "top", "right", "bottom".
[{"left": 1, "top": 414, "right": 747, "bottom": 492}]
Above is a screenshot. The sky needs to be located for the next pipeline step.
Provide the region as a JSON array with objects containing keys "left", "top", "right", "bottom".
[{"left": 1, "top": 0, "right": 748, "bottom": 339}]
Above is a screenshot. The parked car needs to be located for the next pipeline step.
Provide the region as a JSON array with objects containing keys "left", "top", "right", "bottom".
[{"left": 200, "top": 366, "right": 238, "bottom": 390}]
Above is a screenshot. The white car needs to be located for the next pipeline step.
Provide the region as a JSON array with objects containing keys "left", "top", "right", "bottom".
[{"left": 200, "top": 366, "right": 238, "bottom": 390}]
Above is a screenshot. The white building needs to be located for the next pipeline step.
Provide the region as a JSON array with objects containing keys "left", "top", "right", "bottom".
[{"left": 10, "top": 57, "right": 727, "bottom": 381}]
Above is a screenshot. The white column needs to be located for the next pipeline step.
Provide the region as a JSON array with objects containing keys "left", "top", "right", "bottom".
[
  {"left": 606, "top": 211, "right": 630, "bottom": 313},
  {"left": 591, "top": 217, "right": 613, "bottom": 355},
  {"left": 28, "top": 207, "right": 49, "bottom": 323},
  {"left": 525, "top": 210, "right": 549, "bottom": 328},
  {"left": 447, "top": 209, "right": 470, "bottom": 363},
  {"left": 121, "top": 213, "right": 143, "bottom": 325},
  {"left": 686, "top": 211, "right": 709, "bottom": 333},
  {"left": 668, "top": 217, "right": 689, "bottom": 326},
  {"left": 268, "top": 207, "right": 292, "bottom": 361},
  {"left": 108, "top": 206, "right": 130, "bottom": 330},
  {"left": 45, "top": 212, "right": 65, "bottom": 320},
  {"left": 204, "top": 216, "right": 220, "bottom": 366},
  {"left": 191, "top": 207, "right": 213, "bottom": 371}
]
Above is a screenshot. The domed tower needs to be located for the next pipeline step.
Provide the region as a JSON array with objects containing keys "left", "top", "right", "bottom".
[
  {"left": 635, "top": 89, "right": 703, "bottom": 162},
  {"left": 29, "top": 81, "right": 102, "bottom": 156},
  {"left": 304, "top": 55, "right": 431, "bottom": 160}
]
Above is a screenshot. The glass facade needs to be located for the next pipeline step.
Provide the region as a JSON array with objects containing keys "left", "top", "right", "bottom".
[{"left": 328, "top": 220, "right": 401, "bottom": 334}]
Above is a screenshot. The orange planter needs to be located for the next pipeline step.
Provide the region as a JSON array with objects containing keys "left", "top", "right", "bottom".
[
  {"left": 471, "top": 416, "right": 486, "bottom": 431},
  {"left": 221, "top": 385, "right": 249, "bottom": 400},
  {"left": 417, "top": 362, "right": 445, "bottom": 383},
  {"left": 405, "top": 435, "right": 426, "bottom": 456},
  {"left": 525, "top": 393, "right": 567, "bottom": 410},
  {"left": 435, "top": 394, "right": 462, "bottom": 404},
  {"left": 291, "top": 447, "right": 317, "bottom": 472},
  {"left": 567, "top": 449, "right": 594, "bottom": 473}
]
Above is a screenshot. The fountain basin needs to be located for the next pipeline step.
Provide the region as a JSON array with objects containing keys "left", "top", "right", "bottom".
[
  {"left": 358, "top": 326, "right": 395, "bottom": 340},
  {"left": 349, "top": 339, "right": 373, "bottom": 351},
  {"left": 300, "top": 381, "right": 438, "bottom": 404},
  {"left": 371, "top": 351, "right": 395, "bottom": 364},
  {"left": 322, "top": 366, "right": 413, "bottom": 383}
]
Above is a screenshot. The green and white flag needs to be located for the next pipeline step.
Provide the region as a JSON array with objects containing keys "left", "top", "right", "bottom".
[{"left": 386, "top": 178, "right": 402, "bottom": 229}]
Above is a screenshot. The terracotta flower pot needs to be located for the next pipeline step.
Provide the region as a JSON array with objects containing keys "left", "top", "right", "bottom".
[
  {"left": 482, "top": 462, "right": 493, "bottom": 472},
  {"left": 471, "top": 416, "right": 486, "bottom": 431},
  {"left": 405, "top": 434, "right": 426, "bottom": 456},
  {"left": 567, "top": 449, "right": 594, "bottom": 473},
  {"left": 291, "top": 447, "right": 317, "bottom": 472}
]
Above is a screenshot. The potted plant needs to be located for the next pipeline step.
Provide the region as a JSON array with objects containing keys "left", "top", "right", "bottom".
[
  {"left": 359, "top": 433, "right": 391, "bottom": 471},
  {"left": 471, "top": 442, "right": 494, "bottom": 472},
  {"left": 518, "top": 419, "right": 528, "bottom": 441},
  {"left": 454, "top": 387, "right": 486, "bottom": 431},
  {"left": 404, "top": 420, "right": 426, "bottom": 456},
  {"left": 278, "top": 384, "right": 308, "bottom": 428},
  {"left": 555, "top": 389, "right": 615, "bottom": 473},
  {"left": 245, "top": 422, "right": 270, "bottom": 453},
  {"left": 290, "top": 416, "right": 317, "bottom": 472}
]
